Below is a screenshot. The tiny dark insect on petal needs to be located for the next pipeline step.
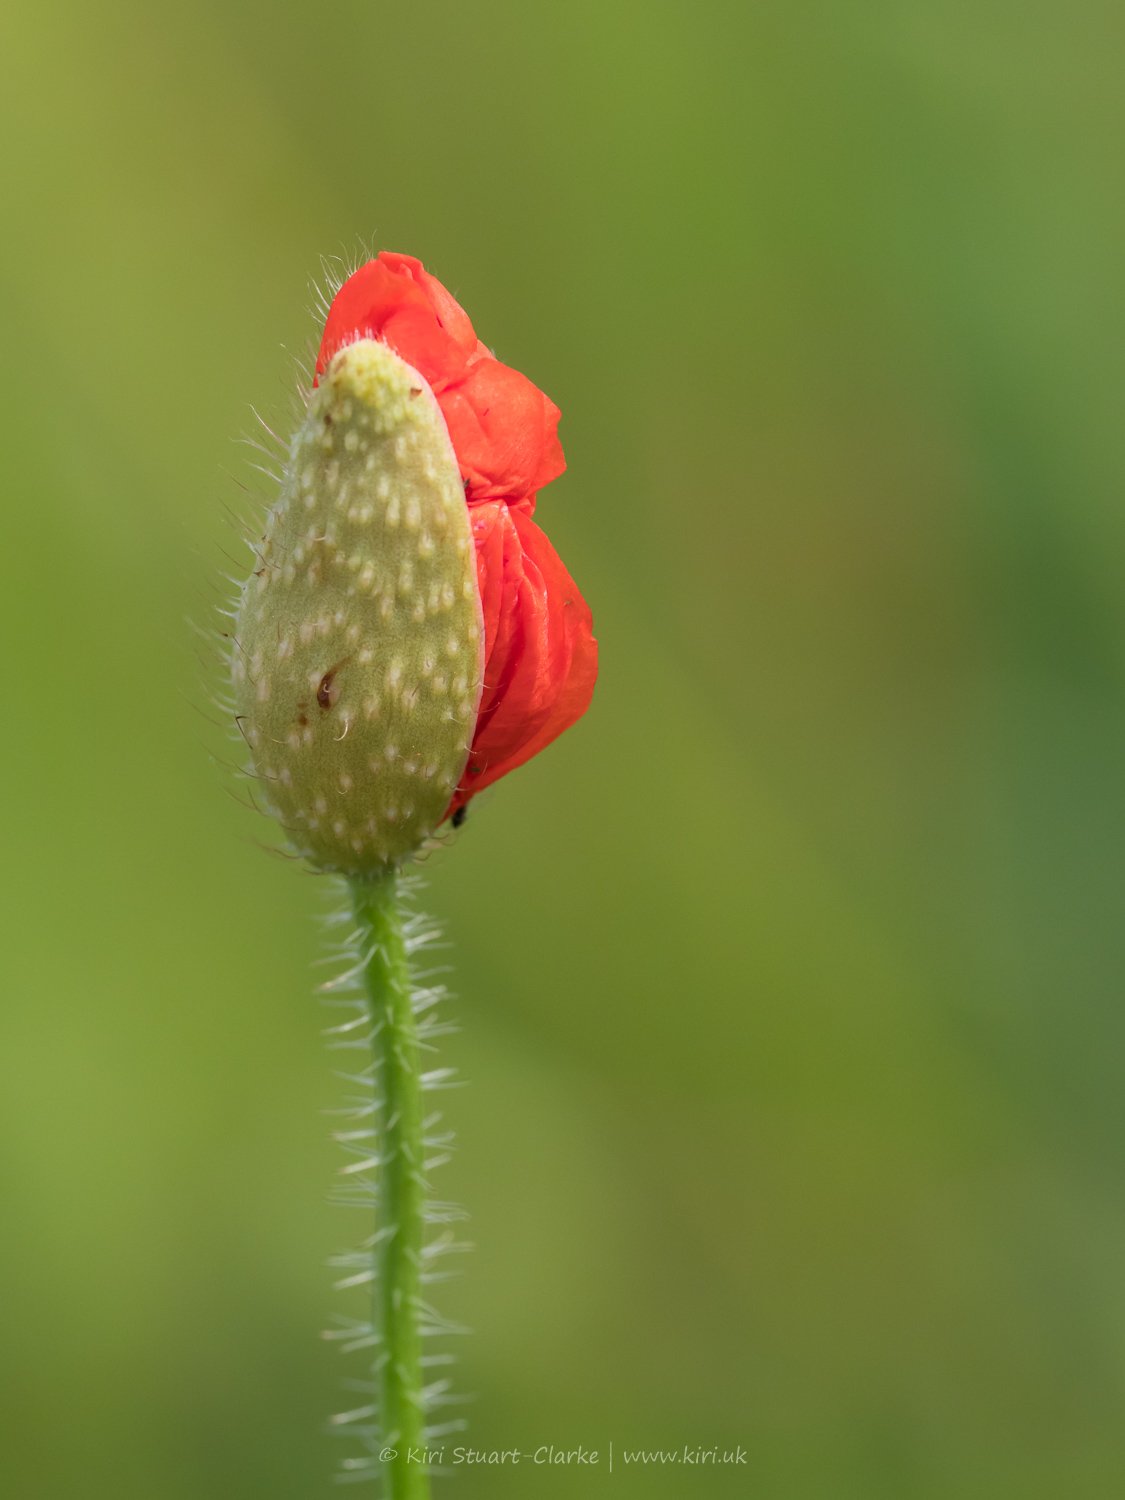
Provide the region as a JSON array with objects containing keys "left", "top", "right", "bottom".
[{"left": 451, "top": 805, "right": 468, "bottom": 829}]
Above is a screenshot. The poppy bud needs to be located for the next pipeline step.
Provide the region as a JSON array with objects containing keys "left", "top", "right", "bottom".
[{"left": 233, "top": 339, "right": 483, "bottom": 872}]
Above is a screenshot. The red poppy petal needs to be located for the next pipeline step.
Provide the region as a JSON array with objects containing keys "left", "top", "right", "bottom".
[
  {"left": 310, "top": 254, "right": 590, "bottom": 821},
  {"left": 439, "top": 358, "right": 565, "bottom": 506},
  {"left": 315, "top": 255, "right": 564, "bottom": 511},
  {"left": 466, "top": 502, "right": 512, "bottom": 668},
  {"left": 377, "top": 252, "right": 478, "bottom": 356},
  {"left": 315, "top": 255, "right": 474, "bottom": 391},
  {"left": 449, "top": 507, "right": 596, "bottom": 813}
]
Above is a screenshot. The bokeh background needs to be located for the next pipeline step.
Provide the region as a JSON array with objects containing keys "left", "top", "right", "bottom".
[{"left": 3, "top": 2, "right": 1125, "bottom": 1496}]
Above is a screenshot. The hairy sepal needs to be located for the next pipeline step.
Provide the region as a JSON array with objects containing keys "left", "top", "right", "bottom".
[{"left": 233, "top": 340, "right": 484, "bottom": 872}]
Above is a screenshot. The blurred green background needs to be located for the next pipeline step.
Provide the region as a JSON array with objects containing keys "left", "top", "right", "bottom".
[{"left": 3, "top": 2, "right": 1125, "bottom": 1496}]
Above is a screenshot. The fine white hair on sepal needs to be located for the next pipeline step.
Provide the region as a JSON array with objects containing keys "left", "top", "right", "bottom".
[
  {"left": 201, "top": 250, "right": 390, "bottom": 867},
  {"left": 305, "top": 236, "right": 378, "bottom": 384},
  {"left": 194, "top": 314, "right": 311, "bottom": 870}
]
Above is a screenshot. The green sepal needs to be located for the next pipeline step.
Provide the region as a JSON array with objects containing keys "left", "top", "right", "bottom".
[{"left": 234, "top": 340, "right": 483, "bottom": 872}]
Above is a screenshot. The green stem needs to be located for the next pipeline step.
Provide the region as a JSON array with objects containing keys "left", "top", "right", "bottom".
[{"left": 349, "top": 869, "right": 430, "bottom": 1500}]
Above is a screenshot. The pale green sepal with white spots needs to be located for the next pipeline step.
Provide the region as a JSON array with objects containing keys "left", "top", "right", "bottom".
[{"left": 232, "top": 339, "right": 484, "bottom": 873}]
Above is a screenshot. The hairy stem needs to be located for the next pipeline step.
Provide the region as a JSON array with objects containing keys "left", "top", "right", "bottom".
[{"left": 350, "top": 869, "right": 429, "bottom": 1500}]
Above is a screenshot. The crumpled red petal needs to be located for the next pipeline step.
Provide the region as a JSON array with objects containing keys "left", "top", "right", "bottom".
[
  {"left": 448, "top": 503, "right": 597, "bottom": 815},
  {"left": 315, "top": 253, "right": 564, "bottom": 509},
  {"left": 314, "top": 254, "right": 475, "bottom": 391},
  {"left": 439, "top": 359, "right": 565, "bottom": 509},
  {"left": 313, "top": 252, "right": 595, "bottom": 817}
]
